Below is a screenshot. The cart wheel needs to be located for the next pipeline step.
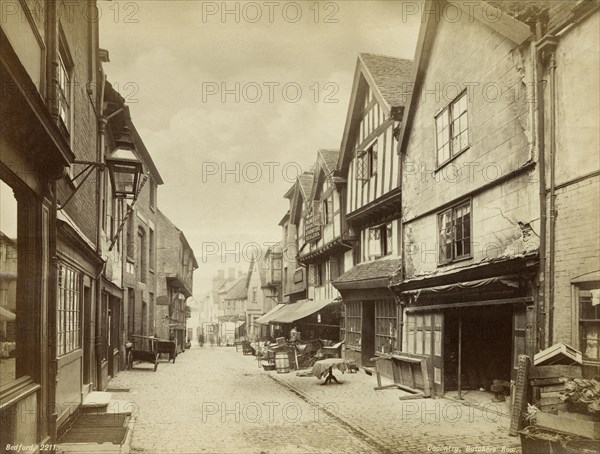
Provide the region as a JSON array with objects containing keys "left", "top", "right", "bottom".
[{"left": 154, "top": 355, "right": 159, "bottom": 372}]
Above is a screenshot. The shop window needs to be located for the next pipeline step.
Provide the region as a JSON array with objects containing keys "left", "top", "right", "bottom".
[
  {"left": 57, "top": 263, "right": 81, "bottom": 356},
  {"left": 580, "top": 289, "right": 600, "bottom": 361},
  {"left": 438, "top": 200, "right": 471, "bottom": 264},
  {"left": 346, "top": 302, "right": 362, "bottom": 348},
  {"left": 0, "top": 181, "right": 18, "bottom": 383},
  {"left": 436, "top": 91, "right": 468, "bottom": 166},
  {"left": 375, "top": 300, "right": 397, "bottom": 354},
  {"left": 368, "top": 223, "right": 393, "bottom": 259}
]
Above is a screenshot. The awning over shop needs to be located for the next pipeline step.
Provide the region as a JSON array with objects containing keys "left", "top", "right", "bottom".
[
  {"left": 269, "top": 299, "right": 337, "bottom": 324},
  {"left": 255, "top": 304, "right": 286, "bottom": 325}
]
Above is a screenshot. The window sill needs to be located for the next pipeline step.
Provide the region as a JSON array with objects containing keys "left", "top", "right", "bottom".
[
  {"left": 437, "top": 255, "right": 472, "bottom": 268},
  {"left": 0, "top": 377, "right": 40, "bottom": 410},
  {"left": 435, "top": 146, "right": 470, "bottom": 173}
]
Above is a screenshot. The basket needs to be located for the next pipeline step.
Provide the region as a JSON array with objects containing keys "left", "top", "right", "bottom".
[{"left": 262, "top": 363, "right": 276, "bottom": 371}]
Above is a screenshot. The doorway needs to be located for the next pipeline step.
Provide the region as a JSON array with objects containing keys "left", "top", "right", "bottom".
[{"left": 444, "top": 305, "right": 513, "bottom": 392}]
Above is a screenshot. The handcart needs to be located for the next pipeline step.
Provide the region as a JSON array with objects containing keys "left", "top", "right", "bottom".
[
  {"left": 126, "top": 335, "right": 160, "bottom": 371},
  {"left": 155, "top": 339, "right": 177, "bottom": 363}
]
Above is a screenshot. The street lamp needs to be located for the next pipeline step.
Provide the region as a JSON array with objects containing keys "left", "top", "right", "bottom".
[
  {"left": 58, "top": 126, "right": 144, "bottom": 209},
  {"left": 106, "top": 126, "right": 144, "bottom": 199}
]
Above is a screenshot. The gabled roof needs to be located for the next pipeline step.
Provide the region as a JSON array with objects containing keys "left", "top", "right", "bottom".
[
  {"left": 224, "top": 274, "right": 248, "bottom": 301},
  {"left": 318, "top": 149, "right": 340, "bottom": 176},
  {"left": 338, "top": 54, "right": 414, "bottom": 174},
  {"left": 310, "top": 149, "right": 341, "bottom": 201},
  {"left": 397, "top": 0, "right": 533, "bottom": 153},
  {"left": 359, "top": 53, "right": 414, "bottom": 109},
  {"left": 298, "top": 172, "right": 314, "bottom": 200},
  {"left": 289, "top": 172, "right": 314, "bottom": 223}
]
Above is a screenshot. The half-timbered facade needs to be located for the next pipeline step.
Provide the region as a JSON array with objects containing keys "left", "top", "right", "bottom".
[{"left": 332, "top": 54, "right": 412, "bottom": 369}]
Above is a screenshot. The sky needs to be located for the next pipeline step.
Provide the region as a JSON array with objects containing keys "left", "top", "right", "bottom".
[{"left": 99, "top": 0, "right": 421, "bottom": 295}]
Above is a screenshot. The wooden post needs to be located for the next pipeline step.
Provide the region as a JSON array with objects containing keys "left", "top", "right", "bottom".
[{"left": 458, "top": 311, "right": 463, "bottom": 400}]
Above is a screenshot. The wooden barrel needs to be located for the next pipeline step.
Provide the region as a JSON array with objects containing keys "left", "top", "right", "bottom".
[{"left": 275, "top": 351, "right": 290, "bottom": 374}]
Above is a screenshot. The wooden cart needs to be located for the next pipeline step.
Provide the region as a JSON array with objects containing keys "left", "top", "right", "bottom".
[
  {"left": 126, "top": 335, "right": 160, "bottom": 372},
  {"left": 156, "top": 339, "right": 177, "bottom": 363}
]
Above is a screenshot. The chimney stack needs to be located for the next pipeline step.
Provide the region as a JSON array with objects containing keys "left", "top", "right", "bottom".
[
  {"left": 228, "top": 268, "right": 236, "bottom": 280},
  {"left": 217, "top": 269, "right": 225, "bottom": 280}
]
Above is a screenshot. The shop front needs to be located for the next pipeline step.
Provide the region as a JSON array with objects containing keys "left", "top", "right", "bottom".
[
  {"left": 333, "top": 259, "right": 402, "bottom": 371},
  {"left": 391, "top": 257, "right": 538, "bottom": 397}
]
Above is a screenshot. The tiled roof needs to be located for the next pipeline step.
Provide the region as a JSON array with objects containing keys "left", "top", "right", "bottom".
[
  {"left": 298, "top": 172, "right": 314, "bottom": 200},
  {"left": 334, "top": 258, "right": 402, "bottom": 284},
  {"left": 359, "top": 53, "right": 414, "bottom": 108},
  {"left": 224, "top": 275, "right": 248, "bottom": 300},
  {"left": 318, "top": 149, "right": 340, "bottom": 175}
]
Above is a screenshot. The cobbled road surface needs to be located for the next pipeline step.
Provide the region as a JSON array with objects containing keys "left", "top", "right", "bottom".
[{"left": 107, "top": 346, "right": 521, "bottom": 454}]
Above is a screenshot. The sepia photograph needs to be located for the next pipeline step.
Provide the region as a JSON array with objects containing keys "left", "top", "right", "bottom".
[{"left": 1, "top": 0, "right": 599, "bottom": 453}]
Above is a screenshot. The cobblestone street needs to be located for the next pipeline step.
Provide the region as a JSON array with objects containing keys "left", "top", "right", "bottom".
[{"left": 106, "top": 346, "right": 522, "bottom": 454}]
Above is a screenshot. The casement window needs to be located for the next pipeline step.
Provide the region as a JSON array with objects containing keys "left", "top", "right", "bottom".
[
  {"left": 57, "top": 39, "right": 73, "bottom": 136},
  {"left": 368, "top": 223, "right": 393, "bottom": 259},
  {"left": 137, "top": 227, "right": 147, "bottom": 283},
  {"left": 435, "top": 91, "right": 469, "bottom": 166},
  {"left": 149, "top": 228, "right": 155, "bottom": 271},
  {"left": 355, "top": 140, "right": 378, "bottom": 181},
  {"left": 57, "top": 263, "right": 82, "bottom": 356},
  {"left": 438, "top": 200, "right": 471, "bottom": 264},
  {"left": 375, "top": 300, "right": 397, "bottom": 354},
  {"left": 315, "top": 262, "right": 326, "bottom": 287},
  {"left": 252, "top": 287, "right": 257, "bottom": 303},
  {"left": 580, "top": 289, "right": 600, "bottom": 361},
  {"left": 323, "top": 197, "right": 333, "bottom": 224},
  {"left": 126, "top": 213, "right": 135, "bottom": 260},
  {"left": 345, "top": 302, "right": 362, "bottom": 348},
  {"left": 149, "top": 180, "right": 156, "bottom": 211}
]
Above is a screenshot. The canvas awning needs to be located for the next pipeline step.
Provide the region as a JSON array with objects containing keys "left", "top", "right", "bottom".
[
  {"left": 269, "top": 299, "right": 337, "bottom": 324},
  {"left": 255, "top": 304, "right": 286, "bottom": 325}
]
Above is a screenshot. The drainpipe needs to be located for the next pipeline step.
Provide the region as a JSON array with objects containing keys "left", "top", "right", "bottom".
[
  {"left": 535, "top": 24, "right": 558, "bottom": 349},
  {"left": 547, "top": 51, "right": 557, "bottom": 346},
  {"left": 95, "top": 73, "right": 107, "bottom": 390},
  {"left": 534, "top": 22, "right": 547, "bottom": 351},
  {"left": 46, "top": 0, "right": 59, "bottom": 440}
]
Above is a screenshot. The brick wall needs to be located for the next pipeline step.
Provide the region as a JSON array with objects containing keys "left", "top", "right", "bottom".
[{"left": 57, "top": 0, "right": 99, "bottom": 244}]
